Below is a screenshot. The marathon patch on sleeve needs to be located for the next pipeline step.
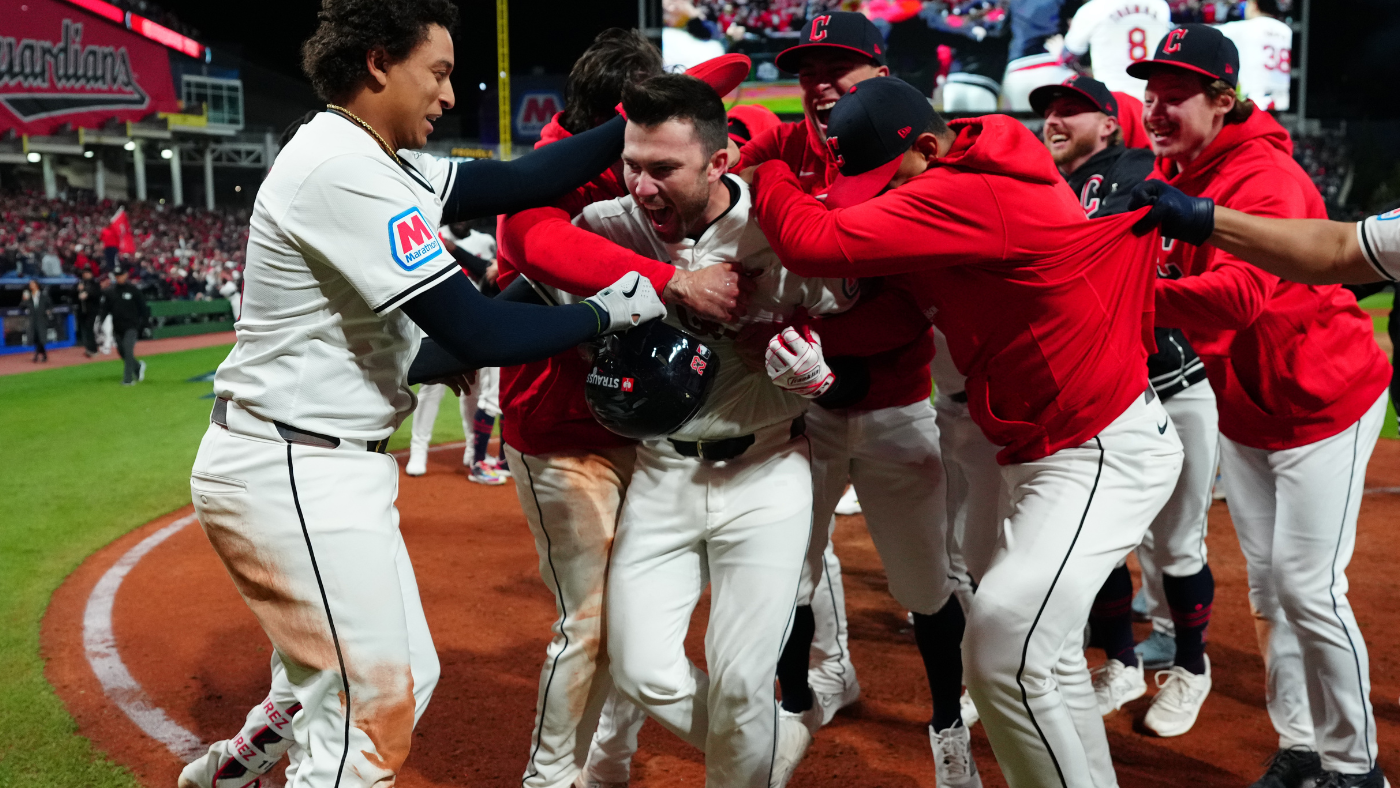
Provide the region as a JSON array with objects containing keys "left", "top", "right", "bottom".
[{"left": 388, "top": 207, "right": 445, "bottom": 270}]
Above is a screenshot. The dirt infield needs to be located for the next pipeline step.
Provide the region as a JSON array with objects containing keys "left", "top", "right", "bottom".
[{"left": 43, "top": 440, "right": 1400, "bottom": 787}]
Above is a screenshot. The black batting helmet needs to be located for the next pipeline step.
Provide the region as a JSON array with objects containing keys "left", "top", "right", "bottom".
[{"left": 584, "top": 319, "right": 718, "bottom": 440}]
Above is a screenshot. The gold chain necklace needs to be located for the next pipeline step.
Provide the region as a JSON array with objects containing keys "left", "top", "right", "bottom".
[{"left": 326, "top": 104, "right": 402, "bottom": 166}]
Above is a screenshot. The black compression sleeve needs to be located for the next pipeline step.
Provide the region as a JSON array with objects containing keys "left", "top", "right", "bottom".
[
  {"left": 449, "top": 247, "right": 489, "bottom": 280},
  {"left": 401, "top": 269, "right": 601, "bottom": 370},
  {"left": 441, "top": 115, "right": 625, "bottom": 223}
]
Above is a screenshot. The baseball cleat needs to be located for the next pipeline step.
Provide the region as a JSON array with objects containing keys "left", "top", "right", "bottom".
[
  {"left": 1135, "top": 629, "right": 1177, "bottom": 670},
  {"left": 834, "top": 485, "right": 862, "bottom": 515},
  {"left": 1247, "top": 747, "right": 1325, "bottom": 788},
  {"left": 1143, "top": 656, "right": 1211, "bottom": 737},
  {"left": 812, "top": 680, "right": 861, "bottom": 727},
  {"left": 486, "top": 456, "right": 512, "bottom": 478},
  {"left": 405, "top": 453, "right": 428, "bottom": 477},
  {"left": 959, "top": 688, "right": 980, "bottom": 728},
  {"left": 138, "top": 360, "right": 147, "bottom": 382},
  {"left": 770, "top": 708, "right": 814, "bottom": 787},
  {"left": 468, "top": 460, "right": 508, "bottom": 485},
  {"left": 178, "top": 744, "right": 262, "bottom": 788},
  {"left": 929, "top": 722, "right": 982, "bottom": 788},
  {"left": 1092, "top": 659, "right": 1146, "bottom": 715},
  {"left": 1314, "top": 767, "right": 1390, "bottom": 788}
]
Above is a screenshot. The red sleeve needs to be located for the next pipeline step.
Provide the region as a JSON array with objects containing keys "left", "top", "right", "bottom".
[
  {"left": 806, "top": 284, "right": 931, "bottom": 357},
  {"left": 734, "top": 123, "right": 786, "bottom": 171},
  {"left": 1153, "top": 174, "right": 1305, "bottom": 329},
  {"left": 500, "top": 201, "right": 676, "bottom": 299},
  {"left": 751, "top": 159, "right": 1006, "bottom": 277}
]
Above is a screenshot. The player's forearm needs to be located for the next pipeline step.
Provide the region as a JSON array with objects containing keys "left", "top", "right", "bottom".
[
  {"left": 508, "top": 207, "right": 676, "bottom": 296},
  {"left": 1154, "top": 264, "right": 1275, "bottom": 330},
  {"left": 752, "top": 161, "right": 860, "bottom": 277},
  {"left": 1209, "top": 207, "right": 1374, "bottom": 285},
  {"left": 442, "top": 116, "right": 625, "bottom": 223}
]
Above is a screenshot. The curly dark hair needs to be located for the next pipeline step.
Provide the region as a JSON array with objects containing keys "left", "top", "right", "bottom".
[
  {"left": 301, "top": 0, "right": 459, "bottom": 104},
  {"left": 560, "top": 28, "right": 664, "bottom": 134}
]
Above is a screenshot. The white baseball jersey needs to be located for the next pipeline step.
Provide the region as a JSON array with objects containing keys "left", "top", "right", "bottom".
[
  {"left": 575, "top": 175, "right": 856, "bottom": 440},
  {"left": 1219, "top": 17, "right": 1293, "bottom": 111},
  {"left": 1064, "top": 0, "right": 1172, "bottom": 98},
  {"left": 1358, "top": 209, "right": 1400, "bottom": 281},
  {"left": 215, "top": 112, "right": 464, "bottom": 441}
]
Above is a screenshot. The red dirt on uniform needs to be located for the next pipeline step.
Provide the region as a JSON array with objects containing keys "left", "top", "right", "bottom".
[{"left": 43, "top": 441, "right": 1400, "bottom": 786}]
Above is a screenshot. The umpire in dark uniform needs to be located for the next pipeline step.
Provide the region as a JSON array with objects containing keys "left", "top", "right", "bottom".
[
  {"left": 99, "top": 264, "right": 150, "bottom": 385},
  {"left": 75, "top": 268, "right": 102, "bottom": 356}
]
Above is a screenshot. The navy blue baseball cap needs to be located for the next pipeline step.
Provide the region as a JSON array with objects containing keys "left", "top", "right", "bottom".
[
  {"left": 774, "top": 11, "right": 888, "bottom": 74},
  {"left": 821, "top": 77, "right": 935, "bottom": 209},
  {"left": 1029, "top": 75, "right": 1119, "bottom": 118},
  {"left": 1126, "top": 24, "right": 1240, "bottom": 87}
]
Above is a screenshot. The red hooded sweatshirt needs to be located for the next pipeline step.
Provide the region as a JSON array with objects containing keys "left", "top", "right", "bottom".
[
  {"left": 738, "top": 115, "right": 936, "bottom": 411},
  {"left": 1153, "top": 109, "right": 1389, "bottom": 450},
  {"left": 495, "top": 114, "right": 677, "bottom": 456},
  {"left": 752, "top": 115, "right": 1161, "bottom": 464}
]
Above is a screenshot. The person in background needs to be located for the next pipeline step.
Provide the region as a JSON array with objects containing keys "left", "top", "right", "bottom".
[
  {"left": 100, "top": 264, "right": 150, "bottom": 385},
  {"left": 76, "top": 268, "right": 102, "bottom": 356},
  {"left": 22, "top": 278, "right": 52, "bottom": 363}
]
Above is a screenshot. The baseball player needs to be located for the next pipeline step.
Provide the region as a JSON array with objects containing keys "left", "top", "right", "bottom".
[
  {"left": 747, "top": 75, "right": 1184, "bottom": 788},
  {"left": 734, "top": 15, "right": 981, "bottom": 785},
  {"left": 495, "top": 39, "right": 753, "bottom": 788},
  {"left": 179, "top": 3, "right": 668, "bottom": 786},
  {"left": 1062, "top": 0, "right": 1171, "bottom": 98},
  {"left": 1124, "top": 27, "right": 1390, "bottom": 788},
  {"left": 575, "top": 73, "right": 855, "bottom": 788},
  {"left": 1219, "top": 0, "right": 1294, "bottom": 112},
  {"left": 1032, "top": 75, "right": 1220, "bottom": 737}
]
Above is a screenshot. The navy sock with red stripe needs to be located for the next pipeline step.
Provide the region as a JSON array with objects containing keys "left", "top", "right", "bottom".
[
  {"left": 472, "top": 409, "right": 495, "bottom": 465},
  {"left": 914, "top": 595, "right": 966, "bottom": 732},
  {"left": 777, "top": 605, "right": 815, "bottom": 713},
  {"left": 1090, "top": 564, "right": 1138, "bottom": 667},
  {"left": 1163, "top": 565, "right": 1213, "bottom": 675}
]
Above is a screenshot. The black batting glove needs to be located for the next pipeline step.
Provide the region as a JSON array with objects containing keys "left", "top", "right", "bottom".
[{"left": 1129, "top": 180, "right": 1216, "bottom": 246}]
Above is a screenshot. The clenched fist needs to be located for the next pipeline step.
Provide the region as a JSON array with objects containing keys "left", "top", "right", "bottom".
[{"left": 765, "top": 326, "right": 834, "bottom": 398}]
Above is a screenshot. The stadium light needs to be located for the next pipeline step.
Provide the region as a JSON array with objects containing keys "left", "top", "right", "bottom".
[
  {"left": 480, "top": 83, "right": 487, "bottom": 91},
  {"left": 161, "top": 148, "right": 174, "bottom": 160},
  {"left": 26, "top": 152, "right": 41, "bottom": 163},
  {"left": 124, "top": 141, "right": 136, "bottom": 151},
  {"left": 84, "top": 150, "right": 94, "bottom": 158}
]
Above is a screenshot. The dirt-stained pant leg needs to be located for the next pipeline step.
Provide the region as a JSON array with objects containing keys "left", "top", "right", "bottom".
[
  {"left": 507, "top": 444, "right": 647, "bottom": 788},
  {"left": 191, "top": 417, "right": 438, "bottom": 788}
]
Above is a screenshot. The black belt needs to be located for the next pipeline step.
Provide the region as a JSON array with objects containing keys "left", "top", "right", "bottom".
[
  {"left": 212, "top": 397, "right": 389, "bottom": 453},
  {"left": 670, "top": 416, "right": 806, "bottom": 462}
]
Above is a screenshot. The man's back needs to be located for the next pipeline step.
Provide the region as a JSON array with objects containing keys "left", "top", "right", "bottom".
[
  {"left": 1219, "top": 17, "right": 1293, "bottom": 110},
  {"left": 1064, "top": 0, "right": 1172, "bottom": 98}
]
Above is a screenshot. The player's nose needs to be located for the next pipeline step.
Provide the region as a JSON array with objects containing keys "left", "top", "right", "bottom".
[{"left": 439, "top": 80, "right": 455, "bottom": 112}]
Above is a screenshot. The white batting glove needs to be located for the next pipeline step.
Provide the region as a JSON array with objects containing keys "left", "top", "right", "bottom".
[
  {"left": 584, "top": 272, "right": 667, "bottom": 334},
  {"left": 765, "top": 326, "right": 834, "bottom": 398}
]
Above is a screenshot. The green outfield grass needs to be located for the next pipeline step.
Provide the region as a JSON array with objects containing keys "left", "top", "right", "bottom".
[{"left": 0, "top": 344, "right": 464, "bottom": 788}]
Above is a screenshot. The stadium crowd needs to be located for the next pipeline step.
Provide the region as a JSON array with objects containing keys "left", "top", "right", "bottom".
[{"left": 0, "top": 192, "right": 249, "bottom": 302}]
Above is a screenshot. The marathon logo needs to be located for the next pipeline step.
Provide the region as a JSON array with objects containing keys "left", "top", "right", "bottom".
[
  {"left": 1380, "top": 208, "right": 1400, "bottom": 221},
  {"left": 587, "top": 369, "right": 622, "bottom": 389},
  {"left": 0, "top": 21, "right": 149, "bottom": 121},
  {"left": 388, "top": 207, "right": 445, "bottom": 271}
]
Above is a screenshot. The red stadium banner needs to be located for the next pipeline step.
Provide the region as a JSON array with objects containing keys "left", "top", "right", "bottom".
[{"left": 0, "top": 0, "right": 181, "bottom": 136}]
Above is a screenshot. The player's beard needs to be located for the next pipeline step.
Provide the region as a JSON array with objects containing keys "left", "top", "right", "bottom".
[
  {"left": 647, "top": 172, "right": 713, "bottom": 243},
  {"left": 1051, "top": 130, "right": 1099, "bottom": 170}
]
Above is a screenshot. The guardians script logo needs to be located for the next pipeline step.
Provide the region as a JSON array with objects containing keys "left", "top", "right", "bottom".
[{"left": 0, "top": 20, "right": 149, "bottom": 122}]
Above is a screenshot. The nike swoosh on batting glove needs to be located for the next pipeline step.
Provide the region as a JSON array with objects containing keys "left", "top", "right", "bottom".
[
  {"left": 584, "top": 272, "right": 667, "bottom": 335},
  {"left": 765, "top": 326, "right": 835, "bottom": 398},
  {"left": 1129, "top": 180, "right": 1215, "bottom": 246}
]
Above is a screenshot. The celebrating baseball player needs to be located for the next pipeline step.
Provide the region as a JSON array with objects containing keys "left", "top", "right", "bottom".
[
  {"left": 180, "top": 2, "right": 669, "bottom": 786},
  {"left": 747, "top": 75, "right": 1183, "bottom": 788},
  {"left": 1062, "top": 0, "right": 1171, "bottom": 99},
  {"left": 734, "top": 14, "right": 981, "bottom": 786},
  {"left": 1123, "top": 26, "right": 1390, "bottom": 788},
  {"left": 493, "top": 37, "right": 753, "bottom": 788},
  {"left": 567, "top": 72, "right": 854, "bottom": 788},
  {"left": 1032, "top": 75, "right": 1221, "bottom": 737}
]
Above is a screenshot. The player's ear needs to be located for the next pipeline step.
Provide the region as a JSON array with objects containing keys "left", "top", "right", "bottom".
[
  {"left": 365, "top": 46, "right": 391, "bottom": 89},
  {"left": 708, "top": 146, "right": 729, "bottom": 180},
  {"left": 912, "top": 132, "right": 941, "bottom": 161}
]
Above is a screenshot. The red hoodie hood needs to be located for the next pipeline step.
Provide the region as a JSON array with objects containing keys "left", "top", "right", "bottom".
[
  {"left": 537, "top": 112, "right": 572, "bottom": 148},
  {"left": 1154, "top": 106, "right": 1292, "bottom": 186},
  {"left": 939, "top": 116, "right": 1064, "bottom": 186},
  {"left": 536, "top": 112, "right": 626, "bottom": 196}
]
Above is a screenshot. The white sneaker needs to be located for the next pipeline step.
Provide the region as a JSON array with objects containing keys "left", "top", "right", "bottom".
[
  {"left": 834, "top": 485, "right": 862, "bottom": 515},
  {"left": 405, "top": 452, "right": 428, "bottom": 477},
  {"left": 1143, "top": 656, "right": 1212, "bottom": 737},
  {"left": 1092, "top": 659, "right": 1146, "bottom": 715},
  {"left": 930, "top": 723, "right": 983, "bottom": 788},
  {"left": 813, "top": 680, "right": 861, "bottom": 726},
  {"left": 178, "top": 743, "right": 263, "bottom": 788},
  {"left": 137, "top": 360, "right": 147, "bottom": 381},
  {"left": 960, "top": 689, "right": 979, "bottom": 727},
  {"left": 770, "top": 709, "right": 815, "bottom": 787}
]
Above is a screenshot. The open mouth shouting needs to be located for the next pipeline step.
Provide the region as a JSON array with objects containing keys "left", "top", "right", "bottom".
[
  {"left": 640, "top": 199, "right": 682, "bottom": 241},
  {"left": 811, "top": 98, "right": 838, "bottom": 134}
]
